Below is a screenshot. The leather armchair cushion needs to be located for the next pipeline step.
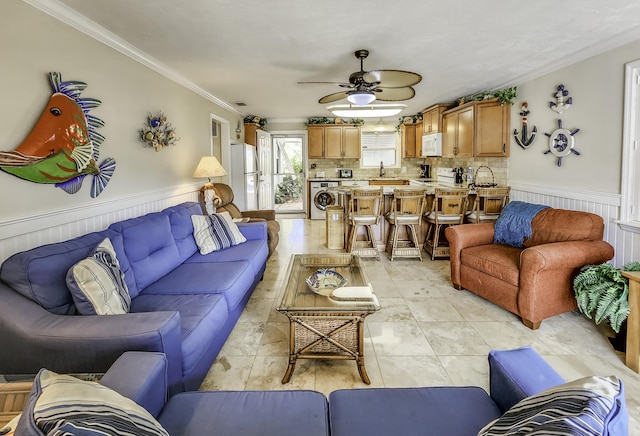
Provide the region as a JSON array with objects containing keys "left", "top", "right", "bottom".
[
  {"left": 523, "top": 208, "right": 605, "bottom": 248},
  {"left": 461, "top": 244, "right": 521, "bottom": 286}
]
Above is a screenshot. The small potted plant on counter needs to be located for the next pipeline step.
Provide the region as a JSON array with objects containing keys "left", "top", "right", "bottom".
[{"left": 573, "top": 261, "right": 640, "bottom": 351}]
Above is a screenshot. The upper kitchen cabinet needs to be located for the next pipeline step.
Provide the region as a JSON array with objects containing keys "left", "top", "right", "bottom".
[
  {"left": 308, "top": 125, "right": 361, "bottom": 159},
  {"left": 244, "top": 123, "right": 262, "bottom": 146},
  {"left": 442, "top": 106, "right": 473, "bottom": 158},
  {"left": 421, "top": 104, "right": 454, "bottom": 134},
  {"left": 474, "top": 100, "right": 510, "bottom": 157},
  {"left": 400, "top": 123, "right": 422, "bottom": 159},
  {"left": 441, "top": 99, "right": 510, "bottom": 158}
]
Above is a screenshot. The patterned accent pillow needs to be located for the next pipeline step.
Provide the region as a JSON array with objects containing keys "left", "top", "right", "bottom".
[
  {"left": 191, "top": 211, "right": 247, "bottom": 255},
  {"left": 16, "top": 369, "right": 169, "bottom": 436},
  {"left": 478, "top": 375, "right": 627, "bottom": 435},
  {"left": 66, "top": 238, "right": 131, "bottom": 315}
]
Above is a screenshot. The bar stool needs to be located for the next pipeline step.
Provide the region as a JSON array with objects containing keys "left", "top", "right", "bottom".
[
  {"left": 465, "top": 186, "right": 511, "bottom": 224},
  {"left": 346, "top": 187, "right": 384, "bottom": 260},
  {"left": 384, "top": 188, "right": 427, "bottom": 261},
  {"left": 423, "top": 188, "right": 468, "bottom": 260}
]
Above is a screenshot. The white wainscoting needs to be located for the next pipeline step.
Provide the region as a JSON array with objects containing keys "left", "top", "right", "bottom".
[
  {"left": 0, "top": 183, "right": 200, "bottom": 264},
  {"left": 510, "top": 182, "right": 636, "bottom": 266}
]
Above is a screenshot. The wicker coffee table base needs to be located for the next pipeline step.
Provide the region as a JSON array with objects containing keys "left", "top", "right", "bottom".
[{"left": 281, "top": 312, "right": 373, "bottom": 384}]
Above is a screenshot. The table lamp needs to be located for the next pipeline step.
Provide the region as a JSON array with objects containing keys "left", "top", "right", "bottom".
[{"left": 193, "top": 156, "right": 227, "bottom": 214}]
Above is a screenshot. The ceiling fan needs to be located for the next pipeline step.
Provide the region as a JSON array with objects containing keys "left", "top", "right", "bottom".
[{"left": 299, "top": 49, "right": 422, "bottom": 105}]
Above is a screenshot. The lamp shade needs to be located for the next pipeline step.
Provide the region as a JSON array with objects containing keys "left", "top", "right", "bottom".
[
  {"left": 347, "top": 91, "right": 376, "bottom": 105},
  {"left": 192, "top": 156, "right": 227, "bottom": 182}
]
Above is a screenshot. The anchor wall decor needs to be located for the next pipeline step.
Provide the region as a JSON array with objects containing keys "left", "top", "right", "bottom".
[
  {"left": 513, "top": 102, "right": 537, "bottom": 149},
  {"left": 544, "top": 119, "right": 580, "bottom": 166},
  {"left": 549, "top": 84, "right": 572, "bottom": 114}
]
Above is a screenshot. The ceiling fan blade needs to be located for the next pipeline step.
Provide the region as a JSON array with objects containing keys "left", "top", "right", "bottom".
[
  {"left": 363, "top": 70, "right": 422, "bottom": 88},
  {"left": 375, "top": 86, "right": 416, "bottom": 101},
  {"left": 298, "top": 81, "right": 352, "bottom": 87},
  {"left": 319, "top": 91, "right": 350, "bottom": 104}
]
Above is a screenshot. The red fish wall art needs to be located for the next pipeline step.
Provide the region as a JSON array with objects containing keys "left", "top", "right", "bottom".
[{"left": 0, "top": 72, "right": 115, "bottom": 197}]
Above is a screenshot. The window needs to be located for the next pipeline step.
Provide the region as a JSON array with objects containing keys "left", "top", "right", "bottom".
[
  {"left": 360, "top": 131, "right": 400, "bottom": 168},
  {"left": 619, "top": 59, "right": 640, "bottom": 232}
]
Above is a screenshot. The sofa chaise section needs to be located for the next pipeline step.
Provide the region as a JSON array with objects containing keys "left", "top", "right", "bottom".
[{"left": 0, "top": 202, "right": 268, "bottom": 393}]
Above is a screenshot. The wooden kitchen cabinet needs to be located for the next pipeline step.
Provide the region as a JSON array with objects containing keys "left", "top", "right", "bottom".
[
  {"left": 307, "top": 125, "right": 361, "bottom": 159},
  {"left": 442, "top": 106, "right": 473, "bottom": 158},
  {"left": 244, "top": 123, "right": 263, "bottom": 146},
  {"left": 474, "top": 100, "right": 510, "bottom": 157},
  {"left": 308, "top": 126, "right": 325, "bottom": 158},
  {"left": 421, "top": 104, "right": 453, "bottom": 134},
  {"left": 401, "top": 123, "right": 417, "bottom": 158},
  {"left": 441, "top": 99, "right": 509, "bottom": 158}
]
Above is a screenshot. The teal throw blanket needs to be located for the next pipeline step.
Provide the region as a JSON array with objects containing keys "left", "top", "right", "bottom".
[{"left": 493, "top": 201, "right": 549, "bottom": 247}]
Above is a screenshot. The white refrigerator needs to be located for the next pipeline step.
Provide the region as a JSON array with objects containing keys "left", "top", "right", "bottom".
[{"left": 228, "top": 143, "right": 259, "bottom": 210}]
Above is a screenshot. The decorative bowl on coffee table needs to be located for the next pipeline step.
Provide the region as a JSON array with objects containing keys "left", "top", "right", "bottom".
[{"left": 305, "top": 268, "right": 347, "bottom": 296}]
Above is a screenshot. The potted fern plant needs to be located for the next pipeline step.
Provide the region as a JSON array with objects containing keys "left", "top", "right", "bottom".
[{"left": 573, "top": 261, "right": 640, "bottom": 351}]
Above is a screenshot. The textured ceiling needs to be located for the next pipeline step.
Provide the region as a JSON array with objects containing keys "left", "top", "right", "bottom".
[{"left": 51, "top": 0, "right": 640, "bottom": 121}]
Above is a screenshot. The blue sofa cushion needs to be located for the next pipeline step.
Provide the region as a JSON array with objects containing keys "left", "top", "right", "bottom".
[
  {"left": 329, "top": 387, "right": 502, "bottom": 436},
  {"left": 141, "top": 261, "right": 255, "bottom": 312},
  {"left": 479, "top": 375, "right": 627, "bottom": 436},
  {"left": 158, "top": 390, "right": 329, "bottom": 436},
  {"left": 165, "top": 203, "right": 201, "bottom": 262},
  {"left": 0, "top": 229, "right": 123, "bottom": 314},
  {"left": 118, "top": 214, "right": 182, "bottom": 295},
  {"left": 184, "top": 238, "right": 268, "bottom": 277},
  {"left": 18, "top": 368, "right": 169, "bottom": 436},
  {"left": 130, "top": 293, "right": 228, "bottom": 377},
  {"left": 66, "top": 237, "right": 131, "bottom": 315}
]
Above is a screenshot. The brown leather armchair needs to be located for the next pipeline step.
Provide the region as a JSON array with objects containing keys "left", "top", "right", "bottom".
[
  {"left": 199, "top": 183, "right": 280, "bottom": 257},
  {"left": 445, "top": 207, "right": 614, "bottom": 329}
]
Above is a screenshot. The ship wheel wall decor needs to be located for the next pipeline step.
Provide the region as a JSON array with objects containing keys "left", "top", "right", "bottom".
[{"left": 544, "top": 119, "right": 580, "bottom": 166}]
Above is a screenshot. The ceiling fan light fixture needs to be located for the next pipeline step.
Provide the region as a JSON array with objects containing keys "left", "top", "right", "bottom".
[
  {"left": 327, "top": 103, "right": 406, "bottom": 118},
  {"left": 346, "top": 91, "right": 376, "bottom": 105}
]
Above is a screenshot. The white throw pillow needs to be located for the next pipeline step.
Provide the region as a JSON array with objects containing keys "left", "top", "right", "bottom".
[
  {"left": 66, "top": 238, "right": 131, "bottom": 315},
  {"left": 191, "top": 211, "right": 247, "bottom": 255}
]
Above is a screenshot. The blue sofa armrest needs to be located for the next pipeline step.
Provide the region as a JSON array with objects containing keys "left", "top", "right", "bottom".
[
  {"left": 0, "top": 284, "right": 184, "bottom": 395},
  {"left": 237, "top": 221, "right": 267, "bottom": 241},
  {"left": 100, "top": 352, "right": 169, "bottom": 418},
  {"left": 489, "top": 346, "right": 566, "bottom": 412}
]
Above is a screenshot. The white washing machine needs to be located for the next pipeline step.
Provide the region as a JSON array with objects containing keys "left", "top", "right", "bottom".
[{"left": 310, "top": 181, "right": 340, "bottom": 219}]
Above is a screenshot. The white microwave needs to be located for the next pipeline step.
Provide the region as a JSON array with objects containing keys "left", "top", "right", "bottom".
[{"left": 422, "top": 133, "right": 442, "bottom": 157}]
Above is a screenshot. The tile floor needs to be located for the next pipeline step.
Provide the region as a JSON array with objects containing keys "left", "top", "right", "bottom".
[{"left": 200, "top": 218, "right": 640, "bottom": 433}]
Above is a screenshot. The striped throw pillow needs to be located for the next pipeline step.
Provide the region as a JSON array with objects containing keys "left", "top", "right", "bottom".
[
  {"left": 191, "top": 211, "right": 247, "bottom": 255},
  {"left": 66, "top": 238, "right": 131, "bottom": 315},
  {"left": 20, "top": 369, "right": 169, "bottom": 436},
  {"left": 479, "top": 375, "right": 627, "bottom": 435}
]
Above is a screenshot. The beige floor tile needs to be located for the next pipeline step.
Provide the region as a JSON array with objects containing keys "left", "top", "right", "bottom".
[
  {"left": 406, "top": 297, "right": 465, "bottom": 322},
  {"left": 368, "top": 320, "right": 435, "bottom": 356},
  {"left": 377, "top": 355, "right": 451, "bottom": 387},
  {"left": 200, "top": 355, "right": 253, "bottom": 390},
  {"left": 245, "top": 356, "right": 315, "bottom": 391},
  {"left": 438, "top": 355, "right": 490, "bottom": 391},
  {"left": 419, "top": 321, "right": 491, "bottom": 356}
]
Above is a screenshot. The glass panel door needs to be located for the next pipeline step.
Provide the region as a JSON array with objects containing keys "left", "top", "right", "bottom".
[{"left": 272, "top": 135, "right": 304, "bottom": 213}]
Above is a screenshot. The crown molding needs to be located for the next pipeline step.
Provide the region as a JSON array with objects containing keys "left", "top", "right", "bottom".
[{"left": 22, "top": 0, "right": 241, "bottom": 115}]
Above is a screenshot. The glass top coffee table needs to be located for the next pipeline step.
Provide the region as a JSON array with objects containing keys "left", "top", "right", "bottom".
[{"left": 276, "top": 253, "right": 380, "bottom": 384}]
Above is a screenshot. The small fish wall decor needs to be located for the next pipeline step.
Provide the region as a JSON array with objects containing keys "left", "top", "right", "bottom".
[
  {"left": 140, "top": 112, "right": 179, "bottom": 151},
  {"left": 549, "top": 84, "right": 572, "bottom": 114},
  {"left": 513, "top": 102, "right": 537, "bottom": 149},
  {"left": 0, "top": 72, "right": 115, "bottom": 197}
]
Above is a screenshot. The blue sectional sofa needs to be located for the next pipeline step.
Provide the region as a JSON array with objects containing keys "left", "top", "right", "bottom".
[
  {"left": 0, "top": 202, "right": 268, "bottom": 394},
  {"left": 10, "top": 347, "right": 628, "bottom": 435}
]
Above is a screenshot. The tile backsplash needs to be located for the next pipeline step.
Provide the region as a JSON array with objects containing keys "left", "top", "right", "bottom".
[{"left": 308, "top": 157, "right": 508, "bottom": 186}]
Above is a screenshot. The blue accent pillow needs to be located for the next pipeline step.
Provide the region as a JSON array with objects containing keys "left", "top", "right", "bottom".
[{"left": 478, "top": 375, "right": 627, "bottom": 435}]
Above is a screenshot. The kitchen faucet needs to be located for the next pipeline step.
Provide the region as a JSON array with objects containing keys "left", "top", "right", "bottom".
[{"left": 379, "top": 161, "right": 384, "bottom": 177}]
